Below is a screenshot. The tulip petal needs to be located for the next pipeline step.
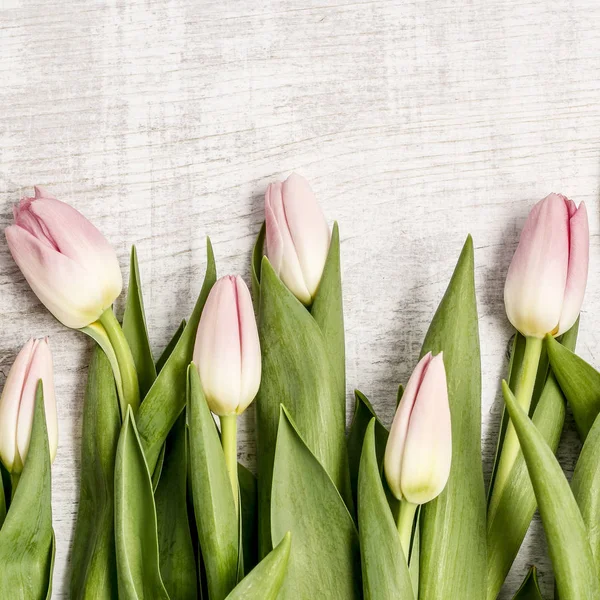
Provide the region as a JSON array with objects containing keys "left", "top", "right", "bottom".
[
  {"left": 384, "top": 352, "right": 432, "bottom": 500},
  {"left": 558, "top": 201, "right": 589, "bottom": 335},
  {"left": 400, "top": 353, "right": 451, "bottom": 505}
]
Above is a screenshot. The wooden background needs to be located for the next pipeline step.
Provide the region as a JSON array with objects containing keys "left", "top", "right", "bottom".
[{"left": 1, "top": 0, "right": 600, "bottom": 597}]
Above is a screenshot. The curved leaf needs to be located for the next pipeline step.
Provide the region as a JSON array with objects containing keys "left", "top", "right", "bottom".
[
  {"left": 239, "top": 463, "right": 258, "bottom": 573},
  {"left": 187, "top": 365, "right": 238, "bottom": 600},
  {"left": 512, "top": 566, "right": 544, "bottom": 599},
  {"left": 546, "top": 334, "right": 600, "bottom": 439},
  {"left": 418, "top": 236, "right": 487, "bottom": 600},
  {"left": 156, "top": 320, "right": 186, "bottom": 374},
  {"left": 0, "top": 462, "right": 5, "bottom": 528},
  {"left": 0, "top": 383, "right": 54, "bottom": 599},
  {"left": 70, "top": 347, "right": 120, "bottom": 600},
  {"left": 251, "top": 222, "right": 266, "bottom": 302},
  {"left": 137, "top": 239, "right": 216, "bottom": 473},
  {"left": 122, "top": 245, "right": 157, "bottom": 398},
  {"left": 155, "top": 413, "right": 197, "bottom": 599},
  {"left": 502, "top": 381, "right": 599, "bottom": 599},
  {"left": 226, "top": 532, "right": 291, "bottom": 600},
  {"left": 271, "top": 406, "right": 361, "bottom": 599},
  {"left": 114, "top": 406, "right": 169, "bottom": 599},
  {"left": 358, "top": 420, "right": 414, "bottom": 600},
  {"left": 45, "top": 533, "right": 56, "bottom": 600}
]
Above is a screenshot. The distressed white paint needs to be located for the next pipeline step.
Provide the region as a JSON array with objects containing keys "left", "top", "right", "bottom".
[{"left": 1, "top": 0, "right": 600, "bottom": 597}]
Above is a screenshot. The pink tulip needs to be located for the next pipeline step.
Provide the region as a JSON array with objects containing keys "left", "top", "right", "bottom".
[
  {"left": 193, "top": 276, "right": 261, "bottom": 416},
  {"left": 384, "top": 352, "right": 451, "bottom": 504},
  {"left": 265, "top": 173, "right": 331, "bottom": 305},
  {"left": 504, "top": 193, "right": 589, "bottom": 338},
  {"left": 0, "top": 338, "right": 57, "bottom": 473},
  {"left": 5, "top": 187, "right": 123, "bottom": 329}
]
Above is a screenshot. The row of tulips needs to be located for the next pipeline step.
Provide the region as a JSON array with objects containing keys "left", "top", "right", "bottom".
[{"left": 0, "top": 175, "right": 596, "bottom": 599}]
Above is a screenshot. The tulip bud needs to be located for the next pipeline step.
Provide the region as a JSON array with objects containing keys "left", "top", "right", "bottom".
[
  {"left": 384, "top": 352, "right": 451, "bottom": 505},
  {"left": 193, "top": 275, "right": 261, "bottom": 416},
  {"left": 265, "top": 173, "right": 331, "bottom": 305},
  {"left": 504, "top": 193, "right": 589, "bottom": 338},
  {"left": 5, "top": 187, "right": 123, "bottom": 329},
  {"left": 0, "top": 338, "right": 57, "bottom": 473}
]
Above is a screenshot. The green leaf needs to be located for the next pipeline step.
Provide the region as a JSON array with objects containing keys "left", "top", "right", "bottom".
[
  {"left": 418, "top": 236, "right": 487, "bottom": 600},
  {"left": 122, "top": 246, "right": 157, "bottom": 398},
  {"left": 70, "top": 347, "right": 120, "bottom": 600},
  {"left": 239, "top": 463, "right": 258, "bottom": 573},
  {"left": 512, "top": 566, "right": 544, "bottom": 599},
  {"left": 155, "top": 412, "right": 197, "bottom": 599},
  {"left": 486, "top": 322, "right": 578, "bottom": 600},
  {"left": 251, "top": 222, "right": 266, "bottom": 303},
  {"left": 546, "top": 333, "right": 600, "bottom": 439},
  {"left": 256, "top": 258, "right": 350, "bottom": 555},
  {"left": 572, "top": 411, "right": 600, "bottom": 578},
  {"left": 187, "top": 365, "right": 238, "bottom": 600},
  {"left": 0, "top": 382, "right": 54, "bottom": 599},
  {"left": 271, "top": 406, "right": 361, "bottom": 599},
  {"left": 114, "top": 406, "right": 170, "bottom": 599},
  {"left": 225, "top": 532, "right": 291, "bottom": 600},
  {"left": 0, "top": 461, "right": 5, "bottom": 528},
  {"left": 137, "top": 239, "right": 216, "bottom": 474},
  {"left": 502, "top": 381, "right": 599, "bottom": 600},
  {"left": 358, "top": 420, "right": 414, "bottom": 600},
  {"left": 156, "top": 320, "right": 186, "bottom": 374},
  {"left": 44, "top": 534, "right": 56, "bottom": 600}
]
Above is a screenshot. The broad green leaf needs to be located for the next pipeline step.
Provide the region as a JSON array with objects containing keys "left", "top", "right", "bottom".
[
  {"left": 0, "top": 383, "right": 54, "bottom": 599},
  {"left": 239, "top": 463, "right": 258, "bottom": 573},
  {"left": 512, "top": 566, "right": 544, "bottom": 599},
  {"left": 251, "top": 222, "right": 266, "bottom": 303},
  {"left": 271, "top": 406, "right": 361, "bottom": 599},
  {"left": 114, "top": 407, "right": 169, "bottom": 599},
  {"left": 122, "top": 246, "right": 157, "bottom": 398},
  {"left": 358, "top": 420, "right": 414, "bottom": 600},
  {"left": 0, "top": 461, "right": 5, "bottom": 528},
  {"left": 156, "top": 320, "right": 186, "bottom": 374},
  {"left": 486, "top": 322, "right": 578, "bottom": 600},
  {"left": 70, "top": 347, "right": 120, "bottom": 600},
  {"left": 155, "top": 412, "right": 197, "bottom": 599},
  {"left": 546, "top": 334, "right": 600, "bottom": 439},
  {"left": 418, "top": 236, "right": 487, "bottom": 600},
  {"left": 256, "top": 258, "right": 350, "bottom": 554},
  {"left": 137, "top": 239, "right": 216, "bottom": 473},
  {"left": 225, "top": 532, "right": 291, "bottom": 600},
  {"left": 572, "top": 411, "right": 600, "bottom": 578},
  {"left": 503, "top": 381, "right": 599, "bottom": 599},
  {"left": 187, "top": 365, "right": 238, "bottom": 600},
  {"left": 45, "top": 534, "right": 56, "bottom": 600}
]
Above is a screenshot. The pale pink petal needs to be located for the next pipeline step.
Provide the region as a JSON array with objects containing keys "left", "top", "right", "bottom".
[
  {"left": 34, "top": 186, "right": 57, "bottom": 200},
  {"left": 265, "top": 183, "right": 285, "bottom": 274}
]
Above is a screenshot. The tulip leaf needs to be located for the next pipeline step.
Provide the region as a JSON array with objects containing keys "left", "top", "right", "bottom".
[
  {"left": 239, "top": 463, "right": 259, "bottom": 573},
  {"left": 546, "top": 334, "right": 600, "bottom": 439},
  {"left": 44, "top": 534, "right": 56, "bottom": 600},
  {"left": 271, "top": 406, "right": 361, "bottom": 599},
  {"left": 122, "top": 245, "right": 157, "bottom": 399},
  {"left": 251, "top": 222, "right": 266, "bottom": 302},
  {"left": 417, "top": 236, "right": 487, "bottom": 600},
  {"left": 358, "top": 420, "right": 414, "bottom": 600},
  {"left": 571, "top": 411, "right": 600, "bottom": 578},
  {"left": 256, "top": 258, "right": 350, "bottom": 555},
  {"left": 156, "top": 320, "right": 186, "bottom": 374},
  {"left": 502, "top": 381, "right": 599, "bottom": 600},
  {"left": 70, "top": 347, "right": 120, "bottom": 600},
  {"left": 114, "top": 406, "right": 170, "bottom": 599},
  {"left": 187, "top": 365, "right": 238, "bottom": 600},
  {"left": 486, "top": 322, "right": 578, "bottom": 600},
  {"left": 225, "top": 532, "right": 291, "bottom": 600},
  {"left": 137, "top": 238, "right": 216, "bottom": 474},
  {"left": 512, "top": 566, "right": 544, "bottom": 599},
  {"left": 0, "top": 382, "right": 54, "bottom": 599},
  {"left": 0, "top": 463, "right": 5, "bottom": 528}
]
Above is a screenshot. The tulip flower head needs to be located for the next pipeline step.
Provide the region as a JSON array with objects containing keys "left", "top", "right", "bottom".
[
  {"left": 384, "top": 352, "right": 451, "bottom": 505},
  {"left": 0, "top": 338, "right": 57, "bottom": 473},
  {"left": 265, "top": 173, "right": 331, "bottom": 305},
  {"left": 193, "top": 275, "right": 261, "bottom": 416},
  {"left": 5, "top": 187, "right": 123, "bottom": 329},
  {"left": 504, "top": 193, "right": 589, "bottom": 338}
]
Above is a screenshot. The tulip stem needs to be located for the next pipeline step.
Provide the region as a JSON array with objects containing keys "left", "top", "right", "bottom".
[
  {"left": 98, "top": 308, "right": 141, "bottom": 415},
  {"left": 220, "top": 414, "right": 239, "bottom": 514},
  {"left": 397, "top": 500, "right": 417, "bottom": 560},
  {"left": 488, "top": 335, "right": 543, "bottom": 518}
]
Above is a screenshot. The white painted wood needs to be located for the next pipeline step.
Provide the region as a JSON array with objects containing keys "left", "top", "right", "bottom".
[{"left": 1, "top": 0, "right": 600, "bottom": 596}]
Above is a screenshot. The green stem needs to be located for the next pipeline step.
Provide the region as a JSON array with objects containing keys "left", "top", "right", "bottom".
[
  {"left": 98, "top": 308, "right": 140, "bottom": 414},
  {"left": 220, "top": 415, "right": 239, "bottom": 514},
  {"left": 10, "top": 472, "right": 20, "bottom": 501},
  {"left": 396, "top": 500, "right": 417, "bottom": 560},
  {"left": 488, "top": 335, "right": 543, "bottom": 518}
]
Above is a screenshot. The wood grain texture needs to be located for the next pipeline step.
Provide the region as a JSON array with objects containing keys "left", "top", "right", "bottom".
[{"left": 1, "top": 0, "right": 599, "bottom": 597}]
